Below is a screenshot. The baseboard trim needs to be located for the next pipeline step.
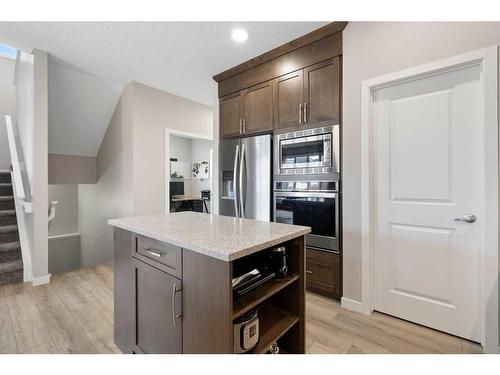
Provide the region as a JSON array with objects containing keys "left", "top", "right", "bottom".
[
  {"left": 31, "top": 274, "right": 51, "bottom": 287},
  {"left": 341, "top": 297, "right": 372, "bottom": 315}
]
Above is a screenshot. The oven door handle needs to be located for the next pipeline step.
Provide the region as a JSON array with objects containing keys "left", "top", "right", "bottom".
[{"left": 274, "top": 191, "right": 337, "bottom": 198}]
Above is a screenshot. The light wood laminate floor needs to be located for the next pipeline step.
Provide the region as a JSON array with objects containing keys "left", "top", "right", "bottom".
[{"left": 0, "top": 264, "right": 483, "bottom": 354}]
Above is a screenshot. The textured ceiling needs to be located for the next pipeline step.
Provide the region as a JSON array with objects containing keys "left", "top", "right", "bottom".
[{"left": 0, "top": 22, "right": 329, "bottom": 106}]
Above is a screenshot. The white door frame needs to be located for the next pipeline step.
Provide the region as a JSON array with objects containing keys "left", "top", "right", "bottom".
[
  {"left": 164, "top": 128, "right": 213, "bottom": 214},
  {"left": 360, "top": 46, "right": 499, "bottom": 353}
]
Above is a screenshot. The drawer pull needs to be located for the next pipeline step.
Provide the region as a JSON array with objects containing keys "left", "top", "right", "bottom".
[
  {"left": 144, "top": 248, "right": 162, "bottom": 257},
  {"left": 306, "top": 270, "right": 313, "bottom": 274}
]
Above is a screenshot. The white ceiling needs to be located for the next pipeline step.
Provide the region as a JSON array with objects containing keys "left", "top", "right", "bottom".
[{"left": 0, "top": 22, "right": 329, "bottom": 106}]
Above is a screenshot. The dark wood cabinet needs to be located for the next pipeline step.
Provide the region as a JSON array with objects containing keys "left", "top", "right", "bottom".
[
  {"left": 273, "top": 70, "right": 304, "bottom": 130},
  {"left": 133, "top": 258, "right": 182, "bottom": 354},
  {"left": 220, "top": 92, "right": 243, "bottom": 139},
  {"left": 274, "top": 57, "right": 340, "bottom": 131},
  {"left": 220, "top": 81, "right": 273, "bottom": 139},
  {"left": 243, "top": 81, "right": 273, "bottom": 135},
  {"left": 303, "top": 57, "right": 340, "bottom": 124},
  {"left": 306, "top": 248, "right": 341, "bottom": 300},
  {"left": 113, "top": 227, "right": 307, "bottom": 354}
]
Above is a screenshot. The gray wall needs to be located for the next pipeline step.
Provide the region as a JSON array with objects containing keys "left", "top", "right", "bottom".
[
  {"left": 48, "top": 184, "right": 81, "bottom": 274},
  {"left": 48, "top": 153, "right": 96, "bottom": 184},
  {"left": 342, "top": 22, "right": 500, "bottom": 302},
  {"left": 48, "top": 184, "right": 79, "bottom": 236},
  {"left": 0, "top": 56, "right": 16, "bottom": 170},
  {"left": 132, "top": 81, "right": 213, "bottom": 215},
  {"left": 78, "top": 83, "right": 134, "bottom": 267}
]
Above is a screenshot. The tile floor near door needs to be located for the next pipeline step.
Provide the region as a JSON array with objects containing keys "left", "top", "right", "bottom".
[{"left": 0, "top": 264, "right": 483, "bottom": 354}]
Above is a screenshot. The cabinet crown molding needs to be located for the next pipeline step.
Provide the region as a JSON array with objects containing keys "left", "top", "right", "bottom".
[{"left": 213, "top": 21, "right": 347, "bottom": 83}]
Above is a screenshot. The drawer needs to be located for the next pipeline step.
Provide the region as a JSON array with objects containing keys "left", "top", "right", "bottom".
[
  {"left": 306, "top": 248, "right": 340, "bottom": 298},
  {"left": 133, "top": 235, "right": 182, "bottom": 279},
  {"left": 306, "top": 247, "right": 338, "bottom": 267}
]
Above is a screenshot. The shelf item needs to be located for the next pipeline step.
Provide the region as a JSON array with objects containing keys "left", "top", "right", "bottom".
[
  {"left": 170, "top": 161, "right": 191, "bottom": 179},
  {"left": 233, "top": 274, "right": 299, "bottom": 319},
  {"left": 251, "top": 303, "right": 299, "bottom": 354}
]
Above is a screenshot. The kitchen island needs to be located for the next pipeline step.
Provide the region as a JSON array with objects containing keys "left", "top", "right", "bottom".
[{"left": 108, "top": 211, "right": 310, "bottom": 354}]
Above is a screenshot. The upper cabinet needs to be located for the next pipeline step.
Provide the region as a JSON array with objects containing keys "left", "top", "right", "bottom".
[
  {"left": 274, "top": 57, "right": 340, "bottom": 131},
  {"left": 215, "top": 22, "right": 346, "bottom": 138},
  {"left": 220, "top": 92, "right": 243, "bottom": 139},
  {"left": 303, "top": 57, "right": 340, "bottom": 125},
  {"left": 243, "top": 81, "right": 273, "bottom": 135},
  {"left": 273, "top": 70, "right": 304, "bottom": 130},
  {"left": 220, "top": 81, "right": 273, "bottom": 139}
]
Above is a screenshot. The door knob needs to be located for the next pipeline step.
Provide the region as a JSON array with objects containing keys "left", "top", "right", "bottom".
[{"left": 454, "top": 214, "right": 476, "bottom": 223}]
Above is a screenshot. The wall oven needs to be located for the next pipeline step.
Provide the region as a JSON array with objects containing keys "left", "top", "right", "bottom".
[
  {"left": 274, "top": 125, "right": 339, "bottom": 177},
  {"left": 274, "top": 181, "right": 340, "bottom": 253}
]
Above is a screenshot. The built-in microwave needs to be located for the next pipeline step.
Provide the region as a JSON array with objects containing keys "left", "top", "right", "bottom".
[{"left": 274, "top": 125, "right": 339, "bottom": 176}]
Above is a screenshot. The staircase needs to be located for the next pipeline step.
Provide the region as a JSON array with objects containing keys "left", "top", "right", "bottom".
[{"left": 0, "top": 171, "right": 23, "bottom": 286}]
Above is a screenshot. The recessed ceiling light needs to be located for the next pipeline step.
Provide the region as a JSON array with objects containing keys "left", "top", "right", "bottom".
[{"left": 231, "top": 28, "right": 248, "bottom": 43}]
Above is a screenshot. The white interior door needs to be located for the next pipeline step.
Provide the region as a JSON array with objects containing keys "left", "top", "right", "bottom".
[{"left": 373, "top": 63, "right": 482, "bottom": 342}]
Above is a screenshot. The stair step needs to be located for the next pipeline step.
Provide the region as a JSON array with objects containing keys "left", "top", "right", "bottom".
[
  {"left": 0, "top": 225, "right": 19, "bottom": 243},
  {"left": 0, "top": 241, "right": 21, "bottom": 252},
  {"left": 0, "top": 183, "right": 13, "bottom": 196},
  {"left": 0, "top": 225, "right": 17, "bottom": 233},
  {"left": 0, "top": 258, "right": 23, "bottom": 273},
  {"left": 0, "top": 173, "right": 11, "bottom": 184},
  {"left": 0, "top": 210, "right": 17, "bottom": 226},
  {"left": 0, "top": 196, "right": 14, "bottom": 210},
  {"left": 0, "top": 210, "right": 15, "bottom": 215},
  {"left": 0, "top": 269, "right": 23, "bottom": 286}
]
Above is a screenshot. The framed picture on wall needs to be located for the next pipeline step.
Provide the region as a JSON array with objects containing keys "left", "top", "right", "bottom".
[{"left": 192, "top": 161, "right": 209, "bottom": 180}]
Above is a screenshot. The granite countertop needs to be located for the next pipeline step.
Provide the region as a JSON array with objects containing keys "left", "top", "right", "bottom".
[{"left": 108, "top": 211, "right": 310, "bottom": 262}]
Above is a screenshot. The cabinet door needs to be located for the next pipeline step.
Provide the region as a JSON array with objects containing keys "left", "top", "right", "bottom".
[
  {"left": 220, "top": 92, "right": 243, "bottom": 139},
  {"left": 273, "top": 70, "right": 304, "bottom": 130},
  {"left": 133, "top": 259, "right": 182, "bottom": 354},
  {"left": 303, "top": 57, "right": 340, "bottom": 124},
  {"left": 242, "top": 81, "right": 273, "bottom": 135}
]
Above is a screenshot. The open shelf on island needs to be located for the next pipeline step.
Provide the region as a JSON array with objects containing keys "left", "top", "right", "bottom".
[
  {"left": 232, "top": 273, "right": 299, "bottom": 320},
  {"left": 251, "top": 303, "right": 299, "bottom": 354}
]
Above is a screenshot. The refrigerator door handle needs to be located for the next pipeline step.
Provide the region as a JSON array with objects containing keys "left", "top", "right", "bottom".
[
  {"left": 239, "top": 143, "right": 246, "bottom": 218},
  {"left": 233, "top": 144, "right": 240, "bottom": 217}
]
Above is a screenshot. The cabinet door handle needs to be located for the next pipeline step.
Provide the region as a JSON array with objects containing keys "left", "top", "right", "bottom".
[
  {"left": 243, "top": 117, "right": 246, "bottom": 133},
  {"left": 304, "top": 102, "right": 307, "bottom": 123},
  {"left": 299, "top": 103, "right": 302, "bottom": 124},
  {"left": 239, "top": 118, "right": 243, "bottom": 134},
  {"left": 172, "top": 284, "right": 182, "bottom": 325},
  {"left": 306, "top": 270, "right": 313, "bottom": 274}
]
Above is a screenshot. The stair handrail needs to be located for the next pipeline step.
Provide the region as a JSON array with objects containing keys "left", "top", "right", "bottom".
[{"left": 4, "top": 114, "right": 32, "bottom": 213}]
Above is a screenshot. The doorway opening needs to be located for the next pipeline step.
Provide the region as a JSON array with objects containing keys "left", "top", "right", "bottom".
[{"left": 164, "top": 129, "right": 213, "bottom": 214}]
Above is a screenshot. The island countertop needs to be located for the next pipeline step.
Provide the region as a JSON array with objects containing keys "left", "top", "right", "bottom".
[{"left": 108, "top": 211, "right": 310, "bottom": 262}]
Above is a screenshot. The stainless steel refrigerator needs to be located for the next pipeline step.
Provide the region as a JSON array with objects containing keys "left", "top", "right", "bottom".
[{"left": 219, "top": 134, "right": 271, "bottom": 221}]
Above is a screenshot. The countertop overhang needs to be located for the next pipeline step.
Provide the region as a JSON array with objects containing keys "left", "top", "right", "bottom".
[{"left": 108, "top": 212, "right": 310, "bottom": 261}]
